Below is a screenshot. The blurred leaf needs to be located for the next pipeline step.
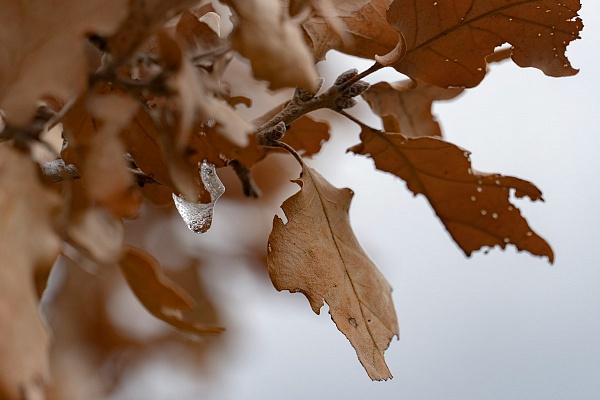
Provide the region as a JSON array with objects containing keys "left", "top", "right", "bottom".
[
  {"left": 223, "top": 0, "right": 319, "bottom": 91},
  {"left": 0, "top": 0, "right": 128, "bottom": 125},
  {"left": 119, "top": 246, "right": 224, "bottom": 335},
  {"left": 0, "top": 144, "right": 61, "bottom": 399}
]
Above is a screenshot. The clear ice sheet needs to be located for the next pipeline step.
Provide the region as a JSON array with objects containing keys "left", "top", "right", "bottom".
[{"left": 172, "top": 160, "right": 225, "bottom": 233}]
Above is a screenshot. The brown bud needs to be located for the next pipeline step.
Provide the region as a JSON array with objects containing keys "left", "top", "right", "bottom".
[
  {"left": 335, "top": 69, "right": 358, "bottom": 86},
  {"left": 335, "top": 97, "right": 358, "bottom": 109},
  {"left": 344, "top": 80, "right": 370, "bottom": 98}
]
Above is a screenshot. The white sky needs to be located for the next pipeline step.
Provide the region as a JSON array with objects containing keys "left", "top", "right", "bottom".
[{"left": 112, "top": 2, "right": 600, "bottom": 399}]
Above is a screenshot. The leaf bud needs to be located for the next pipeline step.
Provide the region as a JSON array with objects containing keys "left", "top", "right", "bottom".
[
  {"left": 335, "top": 97, "right": 358, "bottom": 110},
  {"left": 345, "top": 80, "right": 370, "bottom": 98},
  {"left": 293, "top": 78, "right": 324, "bottom": 102},
  {"left": 261, "top": 121, "right": 287, "bottom": 144},
  {"left": 334, "top": 69, "right": 359, "bottom": 86},
  {"left": 293, "top": 87, "right": 314, "bottom": 102}
]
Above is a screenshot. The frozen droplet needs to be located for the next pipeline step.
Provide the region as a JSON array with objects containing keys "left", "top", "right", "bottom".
[
  {"left": 470, "top": 196, "right": 477, "bottom": 201},
  {"left": 526, "top": 231, "right": 533, "bottom": 237},
  {"left": 508, "top": 206, "right": 514, "bottom": 211},
  {"left": 480, "top": 209, "right": 487, "bottom": 216},
  {"left": 267, "top": 242, "right": 272, "bottom": 253},
  {"left": 495, "top": 179, "right": 500, "bottom": 185},
  {"left": 477, "top": 186, "right": 483, "bottom": 192},
  {"left": 172, "top": 160, "right": 225, "bottom": 233},
  {"left": 492, "top": 213, "right": 498, "bottom": 219},
  {"left": 503, "top": 238, "right": 510, "bottom": 243}
]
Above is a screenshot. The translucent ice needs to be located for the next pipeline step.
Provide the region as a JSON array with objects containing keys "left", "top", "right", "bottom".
[{"left": 172, "top": 160, "right": 225, "bottom": 233}]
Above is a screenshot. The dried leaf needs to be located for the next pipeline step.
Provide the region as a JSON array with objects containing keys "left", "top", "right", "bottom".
[
  {"left": 61, "top": 89, "right": 142, "bottom": 219},
  {"left": 118, "top": 246, "right": 224, "bottom": 335},
  {"left": 362, "top": 80, "right": 464, "bottom": 138},
  {"left": 268, "top": 165, "right": 398, "bottom": 380},
  {"left": 174, "top": 10, "right": 227, "bottom": 57},
  {"left": 67, "top": 205, "right": 125, "bottom": 265},
  {"left": 153, "top": 31, "right": 252, "bottom": 148},
  {"left": 0, "top": 144, "right": 61, "bottom": 399},
  {"left": 106, "top": 0, "right": 201, "bottom": 59},
  {"left": 387, "top": 0, "right": 583, "bottom": 88},
  {"left": 349, "top": 127, "right": 554, "bottom": 261},
  {"left": 302, "top": 0, "right": 399, "bottom": 61},
  {"left": 224, "top": 0, "right": 319, "bottom": 91},
  {"left": 0, "top": 0, "right": 128, "bottom": 125},
  {"left": 282, "top": 115, "right": 331, "bottom": 157}
]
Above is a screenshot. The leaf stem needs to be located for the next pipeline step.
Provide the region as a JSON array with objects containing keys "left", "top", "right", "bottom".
[
  {"left": 337, "top": 110, "right": 381, "bottom": 132},
  {"left": 269, "top": 140, "right": 304, "bottom": 167}
]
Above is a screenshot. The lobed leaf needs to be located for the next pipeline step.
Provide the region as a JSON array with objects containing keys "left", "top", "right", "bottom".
[
  {"left": 268, "top": 165, "right": 398, "bottom": 380},
  {"left": 362, "top": 80, "right": 464, "bottom": 138},
  {"left": 349, "top": 127, "right": 554, "bottom": 262},
  {"left": 387, "top": 0, "right": 583, "bottom": 88}
]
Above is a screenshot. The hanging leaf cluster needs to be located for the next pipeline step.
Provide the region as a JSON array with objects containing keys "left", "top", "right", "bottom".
[{"left": 0, "top": 0, "right": 583, "bottom": 396}]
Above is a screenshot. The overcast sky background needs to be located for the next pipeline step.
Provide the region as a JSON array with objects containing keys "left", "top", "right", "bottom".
[{"left": 112, "top": 3, "right": 600, "bottom": 399}]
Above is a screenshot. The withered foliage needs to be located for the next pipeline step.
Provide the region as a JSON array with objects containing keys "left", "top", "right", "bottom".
[{"left": 0, "top": 0, "right": 583, "bottom": 397}]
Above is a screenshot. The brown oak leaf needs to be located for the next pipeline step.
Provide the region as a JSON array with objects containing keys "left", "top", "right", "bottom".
[
  {"left": 362, "top": 80, "right": 464, "bottom": 138},
  {"left": 267, "top": 165, "right": 398, "bottom": 380},
  {"left": 174, "top": 10, "right": 228, "bottom": 59},
  {"left": 0, "top": 144, "right": 61, "bottom": 399},
  {"left": 302, "top": 0, "right": 399, "bottom": 61},
  {"left": 61, "top": 89, "right": 142, "bottom": 219},
  {"left": 118, "top": 245, "right": 224, "bottom": 335},
  {"left": 223, "top": 0, "right": 319, "bottom": 91},
  {"left": 349, "top": 127, "right": 554, "bottom": 262},
  {"left": 106, "top": 0, "right": 201, "bottom": 59},
  {"left": 387, "top": 0, "right": 583, "bottom": 88},
  {"left": 0, "top": 0, "right": 128, "bottom": 126}
]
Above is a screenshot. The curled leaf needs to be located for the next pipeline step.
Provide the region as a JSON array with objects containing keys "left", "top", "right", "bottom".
[{"left": 301, "top": 0, "right": 399, "bottom": 61}]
